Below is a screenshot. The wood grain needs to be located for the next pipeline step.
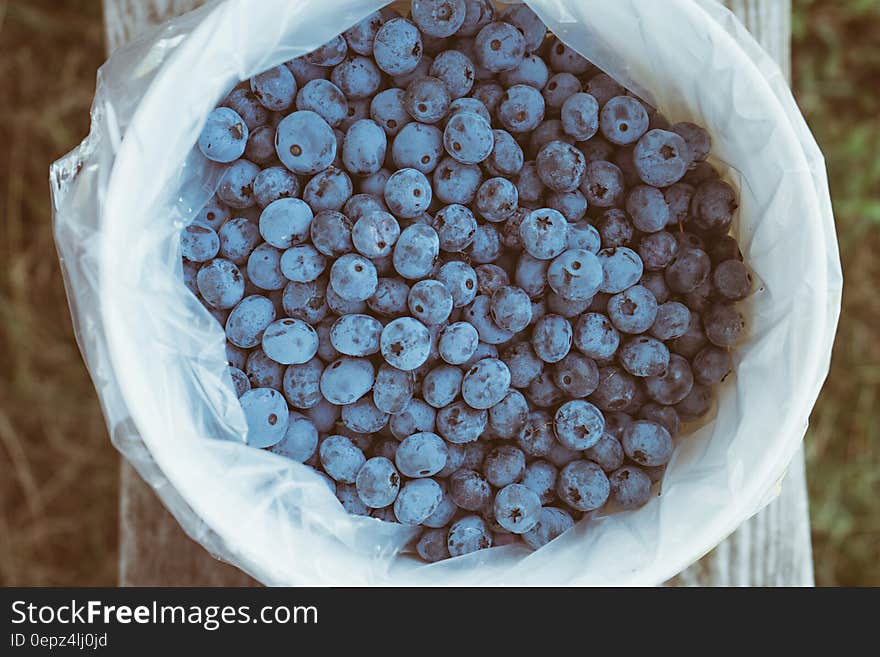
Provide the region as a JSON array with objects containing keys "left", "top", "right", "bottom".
[{"left": 106, "top": 0, "right": 812, "bottom": 587}]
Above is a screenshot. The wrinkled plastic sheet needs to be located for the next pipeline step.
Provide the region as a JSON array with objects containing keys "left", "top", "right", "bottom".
[{"left": 51, "top": 0, "right": 842, "bottom": 585}]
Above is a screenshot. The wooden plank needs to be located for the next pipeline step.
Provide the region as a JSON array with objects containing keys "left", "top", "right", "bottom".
[{"left": 108, "top": 0, "right": 811, "bottom": 587}]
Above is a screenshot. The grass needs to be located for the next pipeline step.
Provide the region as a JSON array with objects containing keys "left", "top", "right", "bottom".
[{"left": 0, "top": 0, "right": 876, "bottom": 586}]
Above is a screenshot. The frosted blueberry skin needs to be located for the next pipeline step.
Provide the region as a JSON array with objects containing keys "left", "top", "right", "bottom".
[
  {"left": 412, "top": 0, "right": 468, "bottom": 38},
  {"left": 436, "top": 401, "right": 488, "bottom": 444},
  {"left": 437, "top": 321, "right": 480, "bottom": 365},
  {"left": 580, "top": 160, "right": 625, "bottom": 208},
  {"left": 355, "top": 457, "right": 400, "bottom": 509},
  {"left": 522, "top": 507, "right": 574, "bottom": 550},
  {"left": 396, "top": 432, "right": 449, "bottom": 478},
  {"left": 444, "top": 111, "right": 495, "bottom": 164},
  {"left": 556, "top": 459, "right": 610, "bottom": 512},
  {"left": 497, "top": 84, "right": 545, "bottom": 133},
  {"left": 431, "top": 49, "right": 477, "bottom": 99},
  {"left": 394, "top": 478, "right": 443, "bottom": 525},
  {"left": 282, "top": 357, "right": 324, "bottom": 410},
  {"left": 600, "top": 96, "right": 649, "bottom": 146},
  {"left": 374, "top": 18, "right": 424, "bottom": 76},
  {"left": 447, "top": 515, "right": 493, "bottom": 556},
  {"left": 199, "top": 107, "right": 248, "bottom": 163},
  {"left": 217, "top": 159, "right": 261, "bottom": 209},
  {"left": 320, "top": 435, "right": 366, "bottom": 484},
  {"left": 261, "top": 318, "right": 318, "bottom": 365},
  {"left": 474, "top": 21, "right": 526, "bottom": 73},
  {"left": 225, "top": 294, "right": 276, "bottom": 348},
  {"left": 250, "top": 65, "right": 297, "bottom": 111},
  {"left": 417, "top": 528, "right": 451, "bottom": 562},
  {"left": 380, "top": 317, "right": 432, "bottom": 371},
  {"left": 241, "top": 388, "right": 290, "bottom": 448},
  {"left": 554, "top": 399, "right": 605, "bottom": 450},
  {"left": 519, "top": 208, "right": 568, "bottom": 260},
  {"left": 275, "top": 111, "right": 337, "bottom": 175},
  {"left": 645, "top": 353, "right": 695, "bottom": 406},
  {"left": 622, "top": 420, "right": 674, "bottom": 467},
  {"left": 319, "top": 356, "right": 375, "bottom": 405}
]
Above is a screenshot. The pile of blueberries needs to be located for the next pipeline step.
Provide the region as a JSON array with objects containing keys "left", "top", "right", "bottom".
[{"left": 182, "top": 1, "right": 750, "bottom": 563}]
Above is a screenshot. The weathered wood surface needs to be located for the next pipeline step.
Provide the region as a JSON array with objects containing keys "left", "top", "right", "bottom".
[{"left": 107, "top": 0, "right": 812, "bottom": 587}]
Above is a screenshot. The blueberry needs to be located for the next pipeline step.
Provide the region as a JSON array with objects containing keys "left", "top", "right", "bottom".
[
  {"left": 421, "top": 364, "right": 463, "bottom": 408},
  {"left": 310, "top": 209, "right": 353, "bottom": 257},
  {"left": 241, "top": 388, "right": 289, "bottom": 448},
  {"left": 394, "top": 478, "right": 443, "bottom": 524},
  {"left": 584, "top": 73, "right": 625, "bottom": 107},
  {"left": 411, "top": 0, "right": 467, "bottom": 37},
  {"left": 512, "top": 252, "right": 548, "bottom": 299},
  {"left": 448, "top": 469, "right": 491, "bottom": 511},
  {"left": 559, "top": 92, "right": 599, "bottom": 142},
  {"left": 385, "top": 168, "right": 434, "bottom": 219},
  {"left": 546, "top": 250, "right": 603, "bottom": 305},
  {"left": 369, "top": 89, "right": 411, "bottom": 139},
  {"left": 437, "top": 321, "right": 479, "bottom": 365},
  {"left": 528, "top": 119, "right": 573, "bottom": 155},
  {"left": 305, "top": 397, "right": 341, "bottom": 433},
  {"left": 468, "top": 223, "right": 502, "bottom": 264},
  {"left": 489, "top": 285, "right": 531, "bottom": 333},
  {"left": 622, "top": 420, "right": 673, "bottom": 467},
  {"left": 651, "top": 301, "right": 691, "bottom": 341},
  {"left": 404, "top": 76, "right": 452, "bottom": 125},
  {"left": 665, "top": 246, "right": 711, "bottom": 294},
  {"left": 282, "top": 278, "right": 328, "bottom": 324},
  {"left": 222, "top": 88, "right": 270, "bottom": 131},
  {"left": 423, "top": 483, "right": 458, "bottom": 528},
  {"left": 519, "top": 208, "right": 568, "bottom": 260},
  {"left": 360, "top": 168, "right": 392, "bottom": 197},
  {"left": 446, "top": 98, "right": 491, "bottom": 127},
  {"left": 217, "top": 159, "right": 261, "bottom": 209},
  {"left": 244, "top": 124, "right": 278, "bottom": 164},
  {"left": 499, "top": 53, "right": 550, "bottom": 89},
  {"left": 228, "top": 366, "right": 251, "bottom": 398},
  {"left": 336, "top": 483, "right": 370, "bottom": 515},
  {"left": 589, "top": 365, "right": 637, "bottom": 411},
  {"left": 381, "top": 317, "right": 432, "bottom": 370},
  {"left": 557, "top": 460, "right": 610, "bottom": 511},
  {"left": 498, "top": 341, "right": 541, "bottom": 389},
  {"left": 626, "top": 185, "right": 669, "bottom": 233},
  {"left": 371, "top": 363, "right": 413, "bottom": 414},
  {"left": 609, "top": 465, "right": 652, "bottom": 510},
  {"left": 275, "top": 111, "right": 337, "bottom": 176},
  {"left": 640, "top": 272, "right": 671, "bottom": 305},
  {"left": 459, "top": 357, "right": 510, "bottom": 410},
  {"left": 282, "top": 357, "right": 324, "bottom": 409},
  {"left": 417, "top": 528, "right": 451, "bottom": 562},
  {"left": 603, "top": 412, "right": 633, "bottom": 440},
  {"left": 319, "top": 356, "right": 375, "bottom": 405},
  {"left": 476, "top": 178, "right": 519, "bottom": 222},
  {"left": 343, "top": 10, "right": 385, "bottom": 55},
  {"left": 286, "top": 56, "right": 330, "bottom": 87},
  {"left": 339, "top": 120, "right": 387, "bottom": 178},
  {"left": 194, "top": 198, "right": 231, "bottom": 232},
  {"left": 474, "top": 21, "right": 526, "bottom": 72},
  {"left": 331, "top": 55, "right": 382, "bottom": 100},
  {"left": 485, "top": 390, "right": 527, "bottom": 440},
  {"left": 671, "top": 122, "right": 711, "bottom": 164},
  {"left": 607, "top": 285, "right": 658, "bottom": 334},
  {"left": 198, "top": 107, "right": 248, "bottom": 163},
  {"left": 457, "top": 0, "right": 496, "bottom": 37},
  {"left": 431, "top": 204, "right": 477, "bottom": 251},
  {"left": 580, "top": 160, "right": 624, "bottom": 208},
  {"left": 548, "top": 38, "right": 592, "bottom": 75},
  {"left": 553, "top": 399, "right": 604, "bottom": 450},
  {"left": 635, "top": 232, "right": 677, "bottom": 273},
  {"left": 534, "top": 141, "right": 586, "bottom": 194},
  {"left": 305, "top": 35, "right": 348, "bottom": 67},
  {"left": 447, "top": 515, "right": 493, "bottom": 556},
  {"left": 391, "top": 223, "right": 439, "bottom": 282},
  {"left": 522, "top": 507, "right": 574, "bottom": 550},
  {"left": 349, "top": 211, "right": 400, "bottom": 260},
  {"left": 516, "top": 410, "right": 555, "bottom": 456},
  {"left": 707, "top": 234, "right": 743, "bottom": 265},
  {"left": 572, "top": 313, "right": 619, "bottom": 360},
  {"left": 663, "top": 182, "right": 694, "bottom": 227},
  {"left": 431, "top": 49, "right": 476, "bottom": 98},
  {"left": 582, "top": 433, "right": 623, "bottom": 472},
  {"left": 596, "top": 247, "right": 643, "bottom": 294},
  {"left": 494, "top": 483, "right": 541, "bottom": 534},
  {"left": 542, "top": 72, "right": 581, "bottom": 111},
  {"left": 488, "top": 128, "right": 524, "bottom": 175},
  {"left": 690, "top": 179, "right": 738, "bottom": 234},
  {"left": 712, "top": 259, "right": 752, "bottom": 301},
  {"left": 618, "top": 336, "right": 670, "bottom": 378},
  {"left": 280, "top": 244, "right": 326, "bottom": 283},
  {"left": 408, "top": 279, "right": 454, "bottom": 326},
  {"left": 675, "top": 382, "right": 714, "bottom": 421},
  {"left": 497, "top": 84, "right": 545, "bottom": 132},
  {"left": 261, "top": 318, "right": 318, "bottom": 365},
  {"left": 703, "top": 303, "right": 745, "bottom": 347},
  {"left": 600, "top": 96, "right": 649, "bottom": 146},
  {"left": 436, "top": 401, "right": 487, "bottom": 443},
  {"left": 226, "top": 294, "right": 276, "bottom": 348},
  {"left": 390, "top": 398, "right": 437, "bottom": 441},
  {"left": 432, "top": 157, "right": 482, "bottom": 205},
  {"left": 341, "top": 396, "right": 390, "bottom": 433},
  {"left": 259, "top": 197, "right": 313, "bottom": 250},
  {"left": 250, "top": 65, "right": 297, "bottom": 111},
  {"left": 180, "top": 224, "right": 219, "bottom": 265},
  {"left": 531, "top": 314, "right": 573, "bottom": 364},
  {"left": 367, "top": 277, "right": 411, "bottom": 316},
  {"left": 692, "top": 345, "right": 732, "bottom": 386},
  {"left": 462, "top": 295, "right": 514, "bottom": 345},
  {"left": 328, "top": 313, "right": 382, "bottom": 357},
  {"left": 553, "top": 352, "right": 600, "bottom": 398},
  {"left": 329, "top": 253, "right": 378, "bottom": 302},
  {"left": 320, "top": 434, "right": 366, "bottom": 483},
  {"left": 253, "top": 167, "right": 301, "bottom": 208},
  {"left": 353, "top": 456, "right": 400, "bottom": 509},
  {"left": 339, "top": 97, "right": 371, "bottom": 131},
  {"left": 632, "top": 128, "right": 689, "bottom": 187},
  {"left": 394, "top": 431, "right": 448, "bottom": 478},
  {"left": 639, "top": 403, "right": 681, "bottom": 439},
  {"left": 644, "top": 353, "right": 693, "bottom": 405},
  {"left": 443, "top": 111, "right": 494, "bottom": 164},
  {"left": 245, "top": 348, "right": 284, "bottom": 389},
  {"left": 270, "top": 412, "right": 318, "bottom": 462}
]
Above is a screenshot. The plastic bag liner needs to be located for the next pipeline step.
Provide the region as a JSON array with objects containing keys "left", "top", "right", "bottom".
[{"left": 51, "top": 0, "right": 841, "bottom": 586}]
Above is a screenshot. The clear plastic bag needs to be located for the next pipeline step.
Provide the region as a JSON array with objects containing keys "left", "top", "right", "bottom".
[{"left": 51, "top": 0, "right": 842, "bottom": 585}]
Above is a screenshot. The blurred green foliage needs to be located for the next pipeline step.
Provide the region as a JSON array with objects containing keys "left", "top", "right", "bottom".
[
  {"left": 792, "top": 0, "right": 880, "bottom": 586},
  {"left": 0, "top": 0, "right": 876, "bottom": 586}
]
